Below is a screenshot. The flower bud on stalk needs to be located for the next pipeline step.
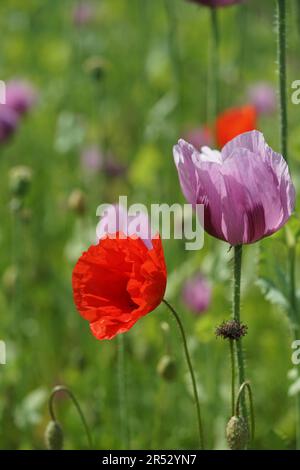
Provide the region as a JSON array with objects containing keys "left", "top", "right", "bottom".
[
  {"left": 45, "top": 420, "right": 64, "bottom": 450},
  {"left": 157, "top": 355, "right": 177, "bottom": 381},
  {"left": 226, "top": 415, "right": 248, "bottom": 450}
]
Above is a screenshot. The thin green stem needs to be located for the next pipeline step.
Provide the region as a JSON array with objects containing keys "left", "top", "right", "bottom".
[
  {"left": 49, "top": 385, "right": 93, "bottom": 449},
  {"left": 163, "top": 299, "right": 205, "bottom": 450},
  {"left": 164, "top": 0, "right": 183, "bottom": 121},
  {"left": 236, "top": 381, "right": 255, "bottom": 445},
  {"left": 292, "top": 325, "right": 300, "bottom": 450},
  {"left": 277, "top": 0, "right": 300, "bottom": 449},
  {"left": 232, "top": 245, "right": 247, "bottom": 420},
  {"left": 209, "top": 7, "right": 219, "bottom": 123},
  {"left": 277, "top": 0, "right": 288, "bottom": 162},
  {"left": 229, "top": 339, "right": 235, "bottom": 416},
  {"left": 117, "top": 334, "right": 130, "bottom": 449}
]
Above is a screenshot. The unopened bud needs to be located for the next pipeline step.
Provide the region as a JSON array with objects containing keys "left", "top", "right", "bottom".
[
  {"left": 226, "top": 416, "right": 248, "bottom": 450},
  {"left": 84, "top": 57, "right": 108, "bottom": 81},
  {"left": 157, "top": 355, "right": 177, "bottom": 381},
  {"left": 9, "top": 165, "right": 32, "bottom": 197},
  {"left": 68, "top": 189, "right": 86, "bottom": 216},
  {"left": 45, "top": 420, "right": 64, "bottom": 450}
]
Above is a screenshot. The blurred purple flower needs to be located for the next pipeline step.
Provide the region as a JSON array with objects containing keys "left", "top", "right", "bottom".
[
  {"left": 0, "top": 106, "right": 19, "bottom": 143},
  {"left": 72, "top": 2, "right": 93, "bottom": 26},
  {"left": 248, "top": 82, "right": 276, "bottom": 115},
  {"left": 186, "top": 0, "right": 243, "bottom": 6},
  {"left": 182, "top": 273, "right": 211, "bottom": 315},
  {"left": 5, "top": 80, "right": 37, "bottom": 116},
  {"left": 104, "top": 156, "right": 127, "bottom": 178},
  {"left": 80, "top": 145, "right": 103, "bottom": 173},
  {"left": 173, "top": 130, "right": 295, "bottom": 246},
  {"left": 184, "top": 126, "right": 213, "bottom": 150}
]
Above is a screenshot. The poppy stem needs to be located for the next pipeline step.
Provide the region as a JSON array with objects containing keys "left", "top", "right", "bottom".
[
  {"left": 209, "top": 7, "right": 219, "bottom": 123},
  {"left": 48, "top": 385, "right": 93, "bottom": 449},
  {"left": 164, "top": 0, "right": 183, "bottom": 122},
  {"left": 229, "top": 339, "right": 235, "bottom": 417},
  {"left": 232, "top": 245, "right": 247, "bottom": 421},
  {"left": 236, "top": 381, "right": 255, "bottom": 445},
  {"left": 277, "top": 0, "right": 300, "bottom": 449},
  {"left": 162, "top": 298, "right": 205, "bottom": 450},
  {"left": 277, "top": 0, "right": 288, "bottom": 163},
  {"left": 117, "top": 334, "right": 130, "bottom": 449}
]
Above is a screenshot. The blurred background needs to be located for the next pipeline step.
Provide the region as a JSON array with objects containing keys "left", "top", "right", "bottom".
[{"left": 0, "top": 0, "right": 300, "bottom": 450}]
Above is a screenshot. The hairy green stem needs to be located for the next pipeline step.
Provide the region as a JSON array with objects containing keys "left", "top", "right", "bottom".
[
  {"left": 277, "top": 0, "right": 300, "bottom": 449},
  {"left": 209, "top": 7, "right": 219, "bottom": 123},
  {"left": 163, "top": 299, "right": 205, "bottom": 450},
  {"left": 164, "top": 0, "right": 183, "bottom": 120},
  {"left": 229, "top": 339, "right": 235, "bottom": 416},
  {"left": 232, "top": 245, "right": 247, "bottom": 420},
  {"left": 49, "top": 385, "right": 93, "bottom": 449},
  {"left": 277, "top": 0, "right": 288, "bottom": 162},
  {"left": 236, "top": 381, "right": 255, "bottom": 445}
]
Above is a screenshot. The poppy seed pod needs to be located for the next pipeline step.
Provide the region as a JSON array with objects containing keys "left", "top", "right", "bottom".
[{"left": 45, "top": 420, "right": 64, "bottom": 450}]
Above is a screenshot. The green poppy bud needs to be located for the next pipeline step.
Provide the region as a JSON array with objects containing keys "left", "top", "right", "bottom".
[
  {"left": 45, "top": 420, "right": 64, "bottom": 450},
  {"left": 226, "top": 415, "right": 248, "bottom": 450},
  {"left": 157, "top": 355, "right": 177, "bottom": 381}
]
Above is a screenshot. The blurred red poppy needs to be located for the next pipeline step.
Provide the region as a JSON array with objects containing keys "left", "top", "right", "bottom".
[
  {"left": 72, "top": 233, "right": 167, "bottom": 340},
  {"left": 216, "top": 105, "right": 257, "bottom": 148}
]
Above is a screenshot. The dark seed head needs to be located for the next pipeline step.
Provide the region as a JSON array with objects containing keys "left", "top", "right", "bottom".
[{"left": 215, "top": 320, "right": 248, "bottom": 340}]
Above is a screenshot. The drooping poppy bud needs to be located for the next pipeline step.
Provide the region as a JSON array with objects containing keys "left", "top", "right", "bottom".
[
  {"left": 226, "top": 416, "right": 248, "bottom": 450},
  {"left": 45, "top": 420, "right": 64, "bottom": 450}
]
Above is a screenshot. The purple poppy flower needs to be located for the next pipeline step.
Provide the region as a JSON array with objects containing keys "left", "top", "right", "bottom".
[
  {"left": 182, "top": 273, "right": 211, "bottom": 315},
  {"left": 5, "top": 80, "right": 37, "bottom": 116},
  {"left": 184, "top": 126, "right": 213, "bottom": 151},
  {"left": 173, "top": 130, "right": 295, "bottom": 246},
  {"left": 0, "top": 105, "right": 19, "bottom": 143},
  {"left": 248, "top": 82, "right": 276, "bottom": 115},
  {"left": 80, "top": 146, "right": 103, "bottom": 173},
  {"left": 186, "top": 0, "right": 243, "bottom": 7},
  {"left": 72, "top": 2, "right": 93, "bottom": 27}
]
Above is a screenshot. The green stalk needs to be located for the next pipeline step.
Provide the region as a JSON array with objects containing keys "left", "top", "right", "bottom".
[
  {"left": 49, "top": 385, "right": 93, "bottom": 449},
  {"left": 232, "top": 245, "right": 247, "bottom": 420},
  {"left": 277, "top": 0, "right": 300, "bottom": 449},
  {"left": 277, "top": 0, "right": 288, "bottom": 162},
  {"left": 163, "top": 299, "right": 205, "bottom": 450},
  {"left": 209, "top": 7, "right": 220, "bottom": 123},
  {"left": 164, "top": 0, "right": 183, "bottom": 122},
  {"left": 229, "top": 339, "right": 235, "bottom": 416},
  {"left": 117, "top": 334, "right": 130, "bottom": 449}
]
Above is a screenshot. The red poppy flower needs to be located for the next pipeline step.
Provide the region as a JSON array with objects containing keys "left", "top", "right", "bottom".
[
  {"left": 72, "top": 233, "right": 167, "bottom": 340},
  {"left": 216, "top": 105, "right": 257, "bottom": 148}
]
